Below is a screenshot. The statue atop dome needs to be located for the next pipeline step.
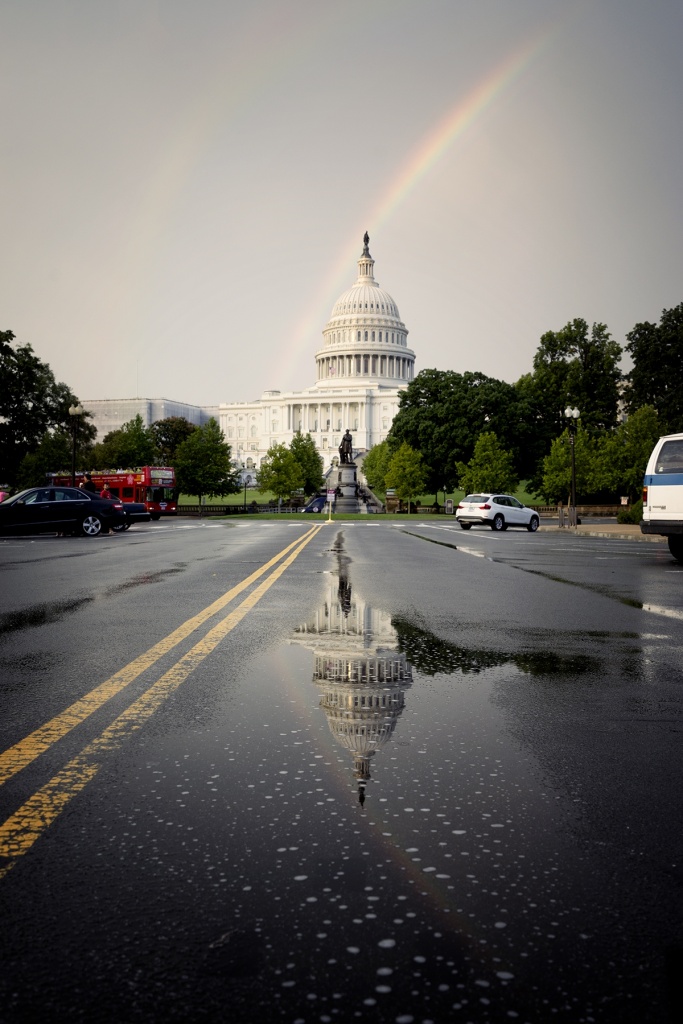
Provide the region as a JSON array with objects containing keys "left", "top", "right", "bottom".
[{"left": 362, "top": 231, "right": 370, "bottom": 255}]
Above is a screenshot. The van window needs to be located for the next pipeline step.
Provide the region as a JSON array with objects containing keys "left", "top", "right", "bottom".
[{"left": 655, "top": 440, "right": 683, "bottom": 474}]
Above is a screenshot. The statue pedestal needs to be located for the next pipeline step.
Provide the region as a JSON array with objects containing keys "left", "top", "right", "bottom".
[{"left": 335, "top": 461, "right": 360, "bottom": 513}]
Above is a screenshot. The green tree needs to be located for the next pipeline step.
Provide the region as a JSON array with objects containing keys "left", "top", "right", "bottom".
[
  {"left": 361, "top": 440, "right": 393, "bottom": 494},
  {"left": 513, "top": 371, "right": 555, "bottom": 486},
  {"left": 530, "top": 318, "right": 622, "bottom": 437},
  {"left": 90, "top": 414, "right": 157, "bottom": 469},
  {"left": 388, "top": 369, "right": 521, "bottom": 495},
  {"left": 16, "top": 430, "right": 73, "bottom": 489},
  {"left": 173, "top": 418, "right": 239, "bottom": 504},
  {"left": 289, "top": 432, "right": 323, "bottom": 496},
  {"left": 540, "top": 427, "right": 600, "bottom": 504},
  {"left": 595, "top": 405, "right": 660, "bottom": 501},
  {"left": 519, "top": 318, "right": 623, "bottom": 494},
  {"left": 256, "top": 443, "right": 304, "bottom": 505},
  {"left": 626, "top": 303, "right": 683, "bottom": 432},
  {"left": 385, "top": 443, "right": 428, "bottom": 512},
  {"left": 0, "top": 329, "right": 92, "bottom": 487},
  {"left": 456, "top": 432, "right": 518, "bottom": 495},
  {"left": 149, "top": 417, "right": 197, "bottom": 465}
]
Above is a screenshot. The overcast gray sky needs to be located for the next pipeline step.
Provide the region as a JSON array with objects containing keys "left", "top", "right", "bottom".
[{"left": 2, "top": 0, "right": 682, "bottom": 407}]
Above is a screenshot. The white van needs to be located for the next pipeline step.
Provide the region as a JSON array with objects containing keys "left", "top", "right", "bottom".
[{"left": 641, "top": 432, "right": 683, "bottom": 562}]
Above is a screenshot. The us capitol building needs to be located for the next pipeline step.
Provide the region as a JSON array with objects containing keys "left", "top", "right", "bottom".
[{"left": 84, "top": 235, "right": 416, "bottom": 481}]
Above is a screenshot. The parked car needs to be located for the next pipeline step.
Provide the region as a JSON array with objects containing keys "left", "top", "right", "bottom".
[
  {"left": 640, "top": 432, "right": 683, "bottom": 563},
  {"left": 111, "top": 501, "right": 152, "bottom": 531},
  {"left": 456, "top": 493, "right": 540, "bottom": 532},
  {"left": 0, "top": 486, "right": 127, "bottom": 537},
  {"left": 302, "top": 496, "right": 327, "bottom": 513}
]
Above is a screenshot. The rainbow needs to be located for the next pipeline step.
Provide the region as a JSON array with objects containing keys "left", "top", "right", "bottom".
[{"left": 280, "top": 22, "right": 559, "bottom": 382}]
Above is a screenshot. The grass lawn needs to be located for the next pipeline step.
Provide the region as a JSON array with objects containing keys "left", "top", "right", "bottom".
[
  {"left": 396, "top": 482, "right": 540, "bottom": 507},
  {"left": 179, "top": 490, "right": 280, "bottom": 506},
  {"left": 180, "top": 483, "right": 541, "bottom": 508}
]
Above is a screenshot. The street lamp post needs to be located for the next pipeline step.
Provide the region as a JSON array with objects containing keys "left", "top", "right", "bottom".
[
  {"left": 564, "top": 406, "right": 580, "bottom": 527},
  {"left": 68, "top": 404, "right": 83, "bottom": 486}
]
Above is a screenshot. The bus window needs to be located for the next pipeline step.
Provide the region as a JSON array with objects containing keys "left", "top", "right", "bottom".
[
  {"left": 123, "top": 487, "right": 134, "bottom": 499},
  {"left": 148, "top": 487, "right": 174, "bottom": 502},
  {"left": 109, "top": 487, "right": 120, "bottom": 498}
]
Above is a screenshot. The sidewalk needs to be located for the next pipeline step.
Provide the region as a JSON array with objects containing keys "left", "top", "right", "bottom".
[{"left": 539, "top": 522, "right": 664, "bottom": 543}]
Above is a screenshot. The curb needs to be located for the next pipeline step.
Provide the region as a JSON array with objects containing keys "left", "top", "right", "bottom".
[{"left": 539, "top": 527, "right": 664, "bottom": 543}]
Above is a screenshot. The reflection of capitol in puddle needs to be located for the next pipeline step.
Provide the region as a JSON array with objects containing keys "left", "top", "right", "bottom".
[{"left": 291, "top": 578, "right": 412, "bottom": 802}]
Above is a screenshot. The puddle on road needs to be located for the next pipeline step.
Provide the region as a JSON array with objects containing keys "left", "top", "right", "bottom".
[
  {"left": 7, "top": 536, "right": 667, "bottom": 1024},
  {"left": 93, "top": 533, "right": 657, "bottom": 1024},
  {"left": 0, "top": 565, "right": 188, "bottom": 637}
]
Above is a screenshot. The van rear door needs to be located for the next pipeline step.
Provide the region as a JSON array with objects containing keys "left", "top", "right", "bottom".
[{"left": 646, "top": 438, "right": 683, "bottom": 522}]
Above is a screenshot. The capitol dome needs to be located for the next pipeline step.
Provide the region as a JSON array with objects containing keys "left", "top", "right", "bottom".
[{"left": 313, "top": 234, "right": 415, "bottom": 389}]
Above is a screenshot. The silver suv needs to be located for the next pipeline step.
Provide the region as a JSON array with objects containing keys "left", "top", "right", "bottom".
[{"left": 456, "top": 493, "right": 540, "bottom": 532}]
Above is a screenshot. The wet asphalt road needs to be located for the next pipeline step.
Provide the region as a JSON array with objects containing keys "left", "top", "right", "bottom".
[{"left": 1, "top": 519, "right": 682, "bottom": 1024}]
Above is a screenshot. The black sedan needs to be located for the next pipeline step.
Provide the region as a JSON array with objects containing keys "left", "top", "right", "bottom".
[
  {"left": 0, "top": 486, "right": 127, "bottom": 537},
  {"left": 112, "top": 502, "right": 152, "bottom": 531},
  {"left": 302, "top": 496, "right": 327, "bottom": 513}
]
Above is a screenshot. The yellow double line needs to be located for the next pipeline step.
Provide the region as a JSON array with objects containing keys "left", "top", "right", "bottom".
[{"left": 0, "top": 524, "right": 323, "bottom": 876}]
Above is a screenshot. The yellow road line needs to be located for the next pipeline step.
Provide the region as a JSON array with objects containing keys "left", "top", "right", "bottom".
[
  {"left": 0, "top": 524, "right": 323, "bottom": 875},
  {"left": 0, "top": 526, "right": 318, "bottom": 786}
]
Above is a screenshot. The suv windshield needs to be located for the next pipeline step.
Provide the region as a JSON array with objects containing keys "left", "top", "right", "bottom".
[{"left": 464, "top": 494, "right": 489, "bottom": 503}]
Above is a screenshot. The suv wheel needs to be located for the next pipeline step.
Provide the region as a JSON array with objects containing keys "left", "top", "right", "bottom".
[
  {"left": 491, "top": 514, "right": 505, "bottom": 531},
  {"left": 527, "top": 515, "right": 539, "bottom": 532}
]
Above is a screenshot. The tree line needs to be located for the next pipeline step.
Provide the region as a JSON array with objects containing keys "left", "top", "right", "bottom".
[
  {"left": 363, "top": 305, "right": 683, "bottom": 507},
  {"left": 2, "top": 301, "right": 682, "bottom": 504}
]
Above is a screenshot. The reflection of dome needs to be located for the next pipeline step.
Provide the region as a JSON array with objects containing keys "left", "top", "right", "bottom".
[
  {"left": 291, "top": 584, "right": 412, "bottom": 792},
  {"left": 313, "top": 235, "right": 415, "bottom": 389}
]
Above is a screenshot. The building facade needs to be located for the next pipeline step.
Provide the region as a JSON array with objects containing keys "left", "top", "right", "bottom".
[
  {"left": 218, "top": 235, "right": 415, "bottom": 482},
  {"left": 82, "top": 397, "right": 219, "bottom": 440},
  {"left": 83, "top": 236, "right": 414, "bottom": 483}
]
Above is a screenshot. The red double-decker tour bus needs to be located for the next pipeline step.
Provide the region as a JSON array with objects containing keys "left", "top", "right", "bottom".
[{"left": 50, "top": 467, "right": 177, "bottom": 519}]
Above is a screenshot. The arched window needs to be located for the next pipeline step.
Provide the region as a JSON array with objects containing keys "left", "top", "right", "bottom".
[
  {"left": 357, "top": 330, "right": 361, "bottom": 341},
  {"left": 371, "top": 331, "right": 375, "bottom": 342}
]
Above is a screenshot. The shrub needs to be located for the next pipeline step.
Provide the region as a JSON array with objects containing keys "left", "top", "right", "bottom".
[{"left": 617, "top": 498, "right": 643, "bottom": 524}]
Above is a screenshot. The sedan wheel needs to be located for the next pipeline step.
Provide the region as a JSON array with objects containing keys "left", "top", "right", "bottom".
[
  {"left": 459, "top": 522, "right": 472, "bottom": 530},
  {"left": 111, "top": 522, "right": 130, "bottom": 532},
  {"left": 491, "top": 514, "right": 505, "bottom": 531},
  {"left": 81, "top": 515, "right": 103, "bottom": 537},
  {"left": 527, "top": 515, "right": 539, "bottom": 532}
]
